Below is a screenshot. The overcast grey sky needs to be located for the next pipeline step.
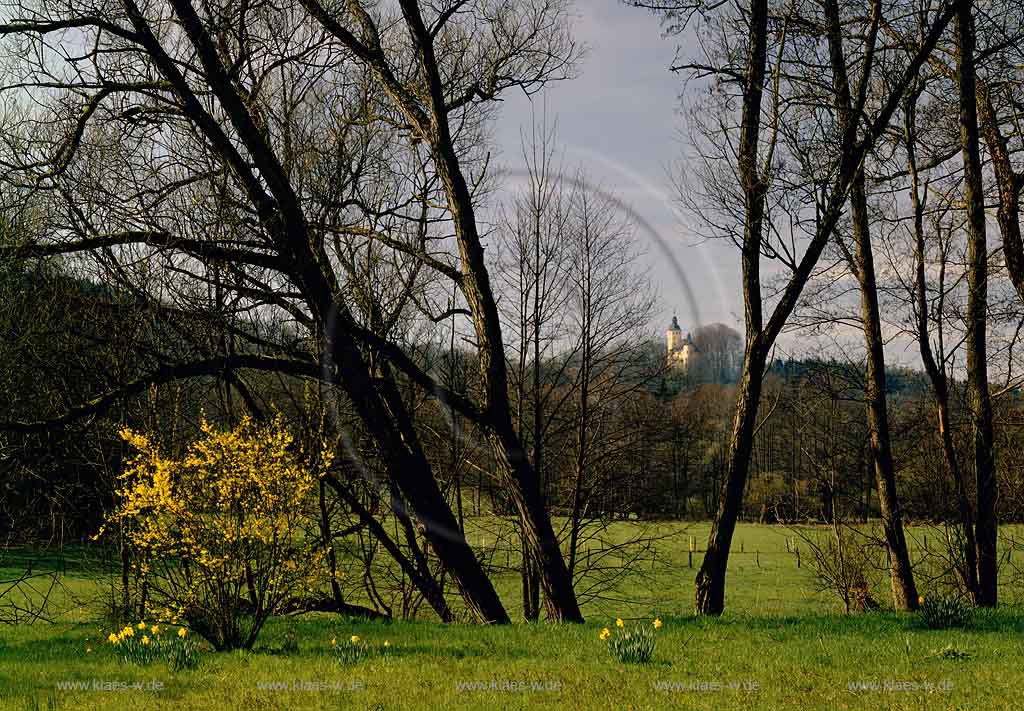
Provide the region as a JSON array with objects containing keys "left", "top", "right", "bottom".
[{"left": 490, "top": 0, "right": 743, "bottom": 340}]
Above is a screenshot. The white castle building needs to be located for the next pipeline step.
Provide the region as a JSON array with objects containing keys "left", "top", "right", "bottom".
[{"left": 666, "top": 316, "right": 698, "bottom": 371}]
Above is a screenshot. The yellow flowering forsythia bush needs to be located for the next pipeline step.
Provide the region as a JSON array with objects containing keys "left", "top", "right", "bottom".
[{"left": 103, "top": 415, "right": 332, "bottom": 651}]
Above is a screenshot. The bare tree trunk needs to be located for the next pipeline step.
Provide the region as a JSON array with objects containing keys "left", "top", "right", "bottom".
[
  {"left": 696, "top": 341, "right": 768, "bottom": 614},
  {"left": 524, "top": 208, "right": 544, "bottom": 621},
  {"left": 851, "top": 173, "right": 918, "bottom": 610},
  {"left": 823, "top": 0, "right": 917, "bottom": 610},
  {"left": 955, "top": 1, "right": 998, "bottom": 607},
  {"left": 693, "top": 0, "right": 770, "bottom": 616},
  {"left": 326, "top": 338, "right": 509, "bottom": 623},
  {"left": 398, "top": 0, "right": 580, "bottom": 622},
  {"left": 905, "top": 89, "right": 980, "bottom": 602},
  {"left": 567, "top": 295, "right": 592, "bottom": 579}
]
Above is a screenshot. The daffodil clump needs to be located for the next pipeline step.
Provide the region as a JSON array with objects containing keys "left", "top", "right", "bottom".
[
  {"left": 600, "top": 617, "right": 660, "bottom": 664},
  {"left": 330, "top": 634, "right": 391, "bottom": 665},
  {"left": 99, "top": 415, "right": 334, "bottom": 651},
  {"left": 918, "top": 594, "right": 972, "bottom": 630},
  {"left": 106, "top": 621, "right": 198, "bottom": 670}
]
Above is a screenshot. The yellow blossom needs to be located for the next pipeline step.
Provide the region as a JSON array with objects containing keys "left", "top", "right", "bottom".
[
  {"left": 350, "top": 635, "right": 361, "bottom": 644},
  {"left": 137, "top": 622, "right": 146, "bottom": 630},
  {"left": 918, "top": 596, "right": 925, "bottom": 605},
  {"left": 330, "top": 638, "right": 337, "bottom": 646},
  {"left": 384, "top": 640, "right": 390, "bottom": 647},
  {"left": 599, "top": 628, "right": 611, "bottom": 641},
  {"left": 150, "top": 625, "right": 160, "bottom": 636},
  {"left": 615, "top": 618, "right": 624, "bottom": 628},
  {"left": 141, "top": 636, "right": 150, "bottom": 645},
  {"left": 122, "top": 626, "right": 134, "bottom": 638},
  {"left": 178, "top": 627, "right": 187, "bottom": 638},
  {"left": 653, "top": 618, "right": 662, "bottom": 629},
  {"left": 107, "top": 633, "right": 119, "bottom": 644}
]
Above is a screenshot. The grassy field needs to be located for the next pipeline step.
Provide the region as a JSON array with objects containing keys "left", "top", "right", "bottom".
[{"left": 2, "top": 522, "right": 1023, "bottom": 710}]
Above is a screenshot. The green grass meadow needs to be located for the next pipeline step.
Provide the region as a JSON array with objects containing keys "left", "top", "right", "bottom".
[{"left": 2, "top": 522, "right": 1024, "bottom": 710}]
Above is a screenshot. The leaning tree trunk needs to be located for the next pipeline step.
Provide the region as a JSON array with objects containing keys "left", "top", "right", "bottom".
[
  {"left": 694, "top": 0, "right": 770, "bottom": 616},
  {"left": 695, "top": 341, "right": 768, "bottom": 614},
  {"left": 823, "top": 0, "right": 918, "bottom": 610},
  {"left": 956, "top": 1, "right": 998, "bottom": 607},
  {"left": 849, "top": 173, "right": 919, "bottom": 610},
  {"left": 489, "top": 424, "right": 583, "bottom": 622},
  {"left": 326, "top": 334, "right": 510, "bottom": 623}
]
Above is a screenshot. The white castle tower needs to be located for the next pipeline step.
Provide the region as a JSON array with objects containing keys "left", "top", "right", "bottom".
[{"left": 666, "top": 316, "right": 697, "bottom": 370}]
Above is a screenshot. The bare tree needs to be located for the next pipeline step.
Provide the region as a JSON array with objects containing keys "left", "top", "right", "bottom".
[
  {"left": 822, "top": 0, "right": 917, "bottom": 610},
  {"left": 0, "top": 0, "right": 584, "bottom": 623},
  {"left": 636, "top": 0, "right": 961, "bottom": 614},
  {"left": 904, "top": 90, "right": 981, "bottom": 601},
  {"left": 495, "top": 115, "right": 575, "bottom": 620},
  {"left": 954, "top": 0, "right": 998, "bottom": 606}
]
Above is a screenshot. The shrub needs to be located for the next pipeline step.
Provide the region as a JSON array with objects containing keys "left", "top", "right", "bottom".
[
  {"left": 600, "top": 618, "right": 659, "bottom": 664},
  {"left": 918, "top": 594, "right": 972, "bottom": 629},
  {"left": 100, "top": 416, "right": 332, "bottom": 651},
  {"left": 794, "top": 524, "right": 884, "bottom": 613}
]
